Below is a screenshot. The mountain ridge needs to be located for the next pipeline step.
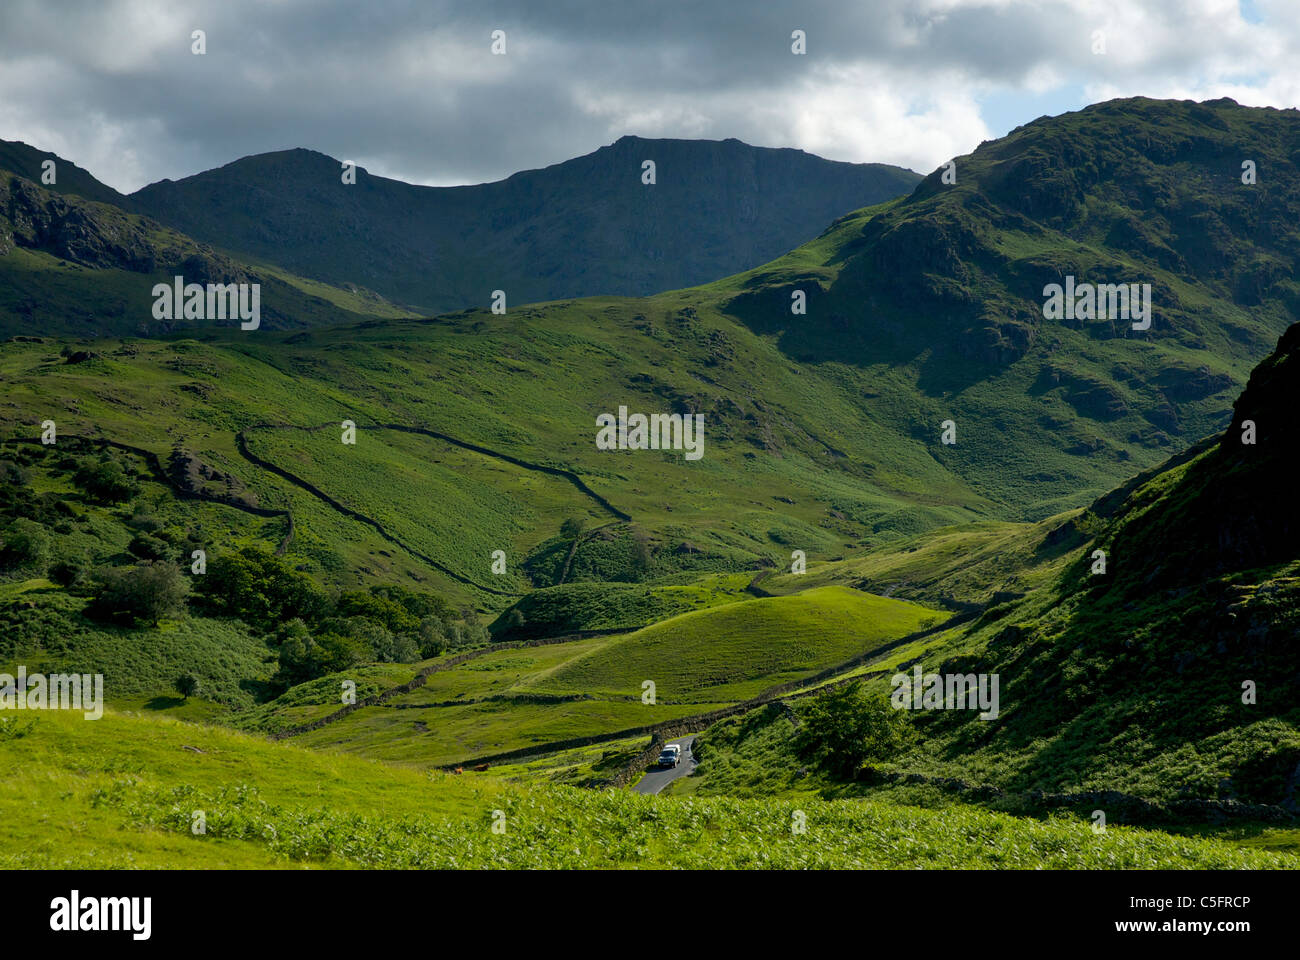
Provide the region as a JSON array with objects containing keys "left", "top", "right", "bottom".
[{"left": 126, "top": 136, "right": 921, "bottom": 311}]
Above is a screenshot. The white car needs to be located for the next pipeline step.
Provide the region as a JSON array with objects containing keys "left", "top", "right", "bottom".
[{"left": 657, "top": 744, "right": 681, "bottom": 768}]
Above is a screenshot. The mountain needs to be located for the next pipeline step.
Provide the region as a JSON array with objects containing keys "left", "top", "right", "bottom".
[
  {"left": 127, "top": 137, "right": 921, "bottom": 311},
  {"left": 905, "top": 319, "right": 1300, "bottom": 807},
  {"left": 0, "top": 162, "right": 409, "bottom": 337},
  {"left": 0, "top": 139, "right": 127, "bottom": 206},
  {"left": 715, "top": 96, "right": 1300, "bottom": 516}
]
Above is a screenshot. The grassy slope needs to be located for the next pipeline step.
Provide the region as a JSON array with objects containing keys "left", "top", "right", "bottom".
[
  {"left": 0, "top": 443, "right": 281, "bottom": 708},
  {"left": 522, "top": 586, "right": 942, "bottom": 703},
  {"left": 2, "top": 708, "right": 1291, "bottom": 869},
  {"left": 760, "top": 512, "right": 1087, "bottom": 608}
]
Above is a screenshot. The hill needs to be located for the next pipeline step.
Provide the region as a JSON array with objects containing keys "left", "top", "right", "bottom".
[{"left": 127, "top": 137, "right": 921, "bottom": 312}]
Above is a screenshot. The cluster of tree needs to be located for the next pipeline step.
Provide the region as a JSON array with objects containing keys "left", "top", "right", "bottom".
[
  {"left": 796, "top": 681, "right": 918, "bottom": 778},
  {"left": 190, "top": 547, "right": 486, "bottom": 692},
  {"left": 84, "top": 561, "right": 190, "bottom": 626}
]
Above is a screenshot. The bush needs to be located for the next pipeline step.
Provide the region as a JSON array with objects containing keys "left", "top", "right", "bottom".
[
  {"left": 1, "top": 519, "right": 51, "bottom": 574},
  {"left": 128, "top": 532, "right": 171, "bottom": 561},
  {"left": 87, "top": 561, "right": 190, "bottom": 626},
  {"left": 175, "top": 674, "right": 200, "bottom": 700},
  {"left": 49, "top": 553, "right": 91, "bottom": 589},
  {"left": 74, "top": 459, "right": 139, "bottom": 503}
]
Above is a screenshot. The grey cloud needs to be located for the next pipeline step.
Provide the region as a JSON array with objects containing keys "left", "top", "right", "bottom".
[{"left": 0, "top": 0, "right": 1293, "bottom": 192}]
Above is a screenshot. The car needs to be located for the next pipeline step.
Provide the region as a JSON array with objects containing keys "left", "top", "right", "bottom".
[{"left": 657, "top": 744, "right": 681, "bottom": 769}]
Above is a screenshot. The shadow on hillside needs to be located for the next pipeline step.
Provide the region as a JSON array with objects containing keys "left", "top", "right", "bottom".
[{"left": 144, "top": 696, "right": 186, "bottom": 710}]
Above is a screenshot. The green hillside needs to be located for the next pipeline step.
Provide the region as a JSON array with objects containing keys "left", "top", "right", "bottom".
[
  {"left": 686, "top": 322, "right": 1300, "bottom": 817},
  {"left": 3, "top": 708, "right": 1291, "bottom": 869},
  {"left": 522, "top": 586, "right": 941, "bottom": 703}
]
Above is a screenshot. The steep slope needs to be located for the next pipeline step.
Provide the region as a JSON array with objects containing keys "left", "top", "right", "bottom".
[
  {"left": 128, "top": 137, "right": 921, "bottom": 312},
  {"left": 684, "top": 323, "right": 1298, "bottom": 820},
  {"left": 0, "top": 139, "right": 127, "bottom": 206},
  {"left": 0, "top": 167, "right": 409, "bottom": 336},
  {"left": 709, "top": 96, "right": 1300, "bottom": 516}
]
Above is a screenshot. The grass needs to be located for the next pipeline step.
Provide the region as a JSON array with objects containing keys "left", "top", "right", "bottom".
[
  {"left": 760, "top": 513, "right": 1086, "bottom": 609},
  {"left": 2, "top": 708, "right": 1292, "bottom": 869}
]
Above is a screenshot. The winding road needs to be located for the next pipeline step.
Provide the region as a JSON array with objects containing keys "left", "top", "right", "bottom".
[{"left": 632, "top": 736, "right": 698, "bottom": 795}]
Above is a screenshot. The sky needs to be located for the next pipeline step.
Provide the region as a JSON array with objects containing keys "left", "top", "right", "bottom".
[{"left": 0, "top": 0, "right": 1296, "bottom": 194}]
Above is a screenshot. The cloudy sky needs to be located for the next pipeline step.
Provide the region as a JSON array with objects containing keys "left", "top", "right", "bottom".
[{"left": 1, "top": 0, "right": 1295, "bottom": 193}]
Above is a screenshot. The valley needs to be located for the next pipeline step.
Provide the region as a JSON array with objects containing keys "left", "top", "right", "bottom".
[{"left": 1, "top": 95, "right": 1298, "bottom": 871}]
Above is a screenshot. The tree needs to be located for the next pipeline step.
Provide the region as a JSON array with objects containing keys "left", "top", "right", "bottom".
[
  {"left": 560, "top": 517, "right": 587, "bottom": 541},
  {"left": 175, "top": 674, "right": 200, "bottom": 700},
  {"left": 796, "top": 681, "right": 916, "bottom": 778},
  {"left": 337, "top": 590, "right": 419, "bottom": 634},
  {"left": 417, "top": 615, "right": 448, "bottom": 658},
  {"left": 194, "top": 547, "right": 329, "bottom": 630},
  {"left": 88, "top": 561, "right": 189, "bottom": 626},
  {"left": 275, "top": 630, "right": 370, "bottom": 688}
]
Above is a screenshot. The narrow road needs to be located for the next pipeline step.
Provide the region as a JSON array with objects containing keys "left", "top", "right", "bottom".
[{"left": 632, "top": 736, "right": 697, "bottom": 795}]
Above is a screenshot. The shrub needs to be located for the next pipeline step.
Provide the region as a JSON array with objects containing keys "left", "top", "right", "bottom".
[
  {"left": 74, "top": 459, "right": 139, "bottom": 503},
  {"left": 49, "top": 553, "right": 91, "bottom": 589},
  {"left": 175, "top": 674, "right": 200, "bottom": 700},
  {"left": 128, "top": 532, "right": 171, "bottom": 561}
]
